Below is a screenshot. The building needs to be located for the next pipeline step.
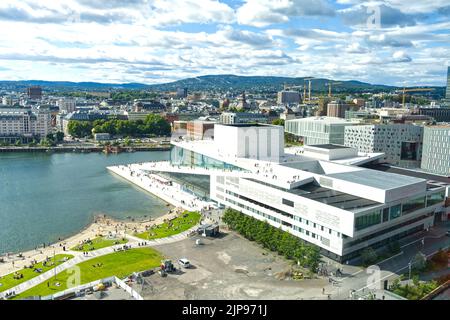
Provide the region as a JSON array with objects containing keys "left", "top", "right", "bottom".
[
  {"left": 147, "top": 123, "right": 447, "bottom": 262},
  {"left": 277, "top": 91, "right": 300, "bottom": 105},
  {"left": 27, "top": 86, "right": 42, "bottom": 100},
  {"left": 186, "top": 120, "right": 215, "bottom": 140},
  {"left": 219, "top": 112, "right": 268, "bottom": 125},
  {"left": 421, "top": 125, "right": 450, "bottom": 176},
  {"left": 177, "top": 88, "right": 188, "bottom": 99},
  {"left": 285, "top": 117, "right": 359, "bottom": 145},
  {"left": 58, "top": 98, "right": 76, "bottom": 114},
  {"left": 125, "top": 111, "right": 153, "bottom": 121},
  {"left": 0, "top": 107, "right": 51, "bottom": 143},
  {"left": 446, "top": 66, "right": 450, "bottom": 100},
  {"left": 327, "top": 101, "right": 353, "bottom": 118},
  {"left": 237, "top": 92, "right": 249, "bottom": 110},
  {"left": 418, "top": 108, "right": 450, "bottom": 123},
  {"left": 344, "top": 124, "right": 423, "bottom": 168},
  {"left": 173, "top": 120, "right": 188, "bottom": 133}
]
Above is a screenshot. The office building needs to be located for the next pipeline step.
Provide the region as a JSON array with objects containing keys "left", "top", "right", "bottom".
[
  {"left": 27, "top": 86, "right": 42, "bottom": 100},
  {"left": 446, "top": 66, "right": 450, "bottom": 100},
  {"left": 285, "top": 117, "right": 359, "bottom": 145},
  {"left": 421, "top": 125, "right": 450, "bottom": 176},
  {"left": 327, "top": 101, "right": 353, "bottom": 118},
  {"left": 419, "top": 108, "right": 450, "bottom": 123},
  {"left": 344, "top": 124, "right": 423, "bottom": 168},
  {"left": 177, "top": 88, "right": 188, "bottom": 99},
  {"left": 219, "top": 112, "right": 268, "bottom": 125},
  {"left": 58, "top": 98, "right": 76, "bottom": 113},
  {"left": 186, "top": 120, "right": 215, "bottom": 140},
  {"left": 277, "top": 91, "right": 301, "bottom": 105},
  {"left": 144, "top": 123, "right": 447, "bottom": 261}
]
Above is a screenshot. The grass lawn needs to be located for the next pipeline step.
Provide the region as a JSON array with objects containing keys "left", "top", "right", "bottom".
[
  {"left": 0, "top": 254, "right": 73, "bottom": 293},
  {"left": 13, "top": 247, "right": 163, "bottom": 299},
  {"left": 135, "top": 210, "right": 201, "bottom": 240},
  {"left": 71, "top": 236, "right": 128, "bottom": 252}
]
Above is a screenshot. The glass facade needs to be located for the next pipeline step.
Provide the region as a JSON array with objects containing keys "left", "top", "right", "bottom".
[
  {"left": 355, "top": 211, "right": 381, "bottom": 231},
  {"left": 389, "top": 204, "right": 402, "bottom": 220},
  {"left": 402, "top": 196, "right": 426, "bottom": 215},
  {"left": 426, "top": 191, "right": 445, "bottom": 207},
  {"left": 170, "top": 145, "right": 244, "bottom": 171}
]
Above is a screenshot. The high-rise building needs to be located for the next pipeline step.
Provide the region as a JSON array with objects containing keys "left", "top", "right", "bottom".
[
  {"left": 327, "top": 101, "right": 353, "bottom": 118},
  {"left": 421, "top": 125, "right": 450, "bottom": 176},
  {"left": 177, "top": 87, "right": 188, "bottom": 99},
  {"left": 344, "top": 124, "right": 423, "bottom": 168},
  {"left": 27, "top": 86, "right": 42, "bottom": 100},
  {"left": 446, "top": 66, "right": 450, "bottom": 100},
  {"left": 277, "top": 91, "right": 300, "bottom": 105}
]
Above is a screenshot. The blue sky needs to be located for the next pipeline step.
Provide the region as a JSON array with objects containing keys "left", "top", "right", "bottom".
[{"left": 0, "top": 0, "right": 449, "bottom": 86}]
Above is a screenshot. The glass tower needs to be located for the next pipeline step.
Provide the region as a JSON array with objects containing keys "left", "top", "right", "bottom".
[{"left": 446, "top": 66, "right": 450, "bottom": 99}]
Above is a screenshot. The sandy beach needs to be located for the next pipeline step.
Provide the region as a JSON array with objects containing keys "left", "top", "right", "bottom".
[{"left": 0, "top": 207, "right": 184, "bottom": 278}]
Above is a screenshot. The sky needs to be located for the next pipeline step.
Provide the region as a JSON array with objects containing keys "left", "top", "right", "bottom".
[{"left": 0, "top": 0, "right": 449, "bottom": 86}]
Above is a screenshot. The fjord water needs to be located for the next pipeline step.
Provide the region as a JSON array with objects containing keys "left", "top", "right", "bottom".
[{"left": 0, "top": 151, "right": 170, "bottom": 254}]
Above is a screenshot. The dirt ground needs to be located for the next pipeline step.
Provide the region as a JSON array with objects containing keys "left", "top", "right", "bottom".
[{"left": 133, "top": 231, "right": 329, "bottom": 300}]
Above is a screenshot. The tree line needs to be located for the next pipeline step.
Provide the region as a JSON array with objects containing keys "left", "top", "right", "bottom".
[
  {"left": 222, "top": 208, "right": 321, "bottom": 272},
  {"left": 68, "top": 114, "right": 171, "bottom": 138}
]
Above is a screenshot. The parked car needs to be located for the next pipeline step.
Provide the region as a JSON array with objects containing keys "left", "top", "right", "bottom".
[{"left": 178, "top": 258, "right": 191, "bottom": 269}]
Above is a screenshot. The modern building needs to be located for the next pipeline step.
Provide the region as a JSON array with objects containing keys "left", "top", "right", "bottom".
[
  {"left": 285, "top": 116, "right": 359, "bottom": 145},
  {"left": 344, "top": 124, "right": 423, "bottom": 168},
  {"left": 277, "top": 91, "right": 301, "bottom": 105},
  {"left": 0, "top": 107, "right": 51, "bottom": 143},
  {"left": 186, "top": 120, "right": 215, "bottom": 140},
  {"left": 327, "top": 101, "right": 353, "bottom": 118},
  {"left": 146, "top": 123, "right": 447, "bottom": 262},
  {"left": 219, "top": 112, "right": 268, "bottom": 125},
  {"left": 177, "top": 88, "right": 188, "bottom": 99},
  {"left": 27, "top": 86, "right": 42, "bottom": 100},
  {"left": 421, "top": 125, "right": 450, "bottom": 176},
  {"left": 446, "top": 66, "right": 450, "bottom": 100},
  {"left": 418, "top": 108, "right": 450, "bottom": 123}
]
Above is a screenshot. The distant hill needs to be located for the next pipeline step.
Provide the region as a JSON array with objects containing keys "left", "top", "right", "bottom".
[{"left": 0, "top": 75, "right": 445, "bottom": 97}]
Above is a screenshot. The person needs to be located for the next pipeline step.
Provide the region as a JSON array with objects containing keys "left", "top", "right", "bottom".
[{"left": 322, "top": 288, "right": 325, "bottom": 295}]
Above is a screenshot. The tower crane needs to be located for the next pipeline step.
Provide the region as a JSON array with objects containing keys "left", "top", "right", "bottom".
[
  {"left": 401, "top": 88, "right": 435, "bottom": 106},
  {"left": 325, "top": 82, "right": 342, "bottom": 98},
  {"left": 303, "top": 77, "right": 316, "bottom": 102}
]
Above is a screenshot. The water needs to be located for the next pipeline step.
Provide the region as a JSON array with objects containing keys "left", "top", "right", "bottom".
[{"left": 0, "top": 151, "right": 170, "bottom": 254}]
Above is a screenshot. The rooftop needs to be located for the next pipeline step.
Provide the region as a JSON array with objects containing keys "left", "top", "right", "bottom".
[
  {"left": 308, "top": 144, "right": 352, "bottom": 150},
  {"left": 286, "top": 116, "right": 360, "bottom": 125}
]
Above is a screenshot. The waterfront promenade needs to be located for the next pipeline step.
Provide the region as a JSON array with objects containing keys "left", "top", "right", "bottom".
[{"left": 107, "top": 164, "right": 217, "bottom": 212}]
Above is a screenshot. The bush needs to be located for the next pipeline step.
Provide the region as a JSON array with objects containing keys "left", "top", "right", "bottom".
[
  {"left": 361, "top": 247, "right": 378, "bottom": 266},
  {"left": 222, "top": 208, "right": 321, "bottom": 272}
]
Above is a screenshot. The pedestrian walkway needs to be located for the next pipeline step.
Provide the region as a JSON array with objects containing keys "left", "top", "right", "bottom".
[{"left": 0, "top": 225, "right": 199, "bottom": 299}]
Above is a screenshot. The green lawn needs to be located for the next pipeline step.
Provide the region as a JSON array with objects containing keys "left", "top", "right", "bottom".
[
  {"left": 13, "top": 247, "right": 163, "bottom": 299},
  {"left": 71, "top": 236, "right": 128, "bottom": 252},
  {"left": 135, "top": 211, "right": 201, "bottom": 240},
  {"left": 0, "top": 254, "right": 73, "bottom": 293}
]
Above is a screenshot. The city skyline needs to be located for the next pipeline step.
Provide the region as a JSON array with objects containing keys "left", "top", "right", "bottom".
[{"left": 0, "top": 1, "right": 449, "bottom": 86}]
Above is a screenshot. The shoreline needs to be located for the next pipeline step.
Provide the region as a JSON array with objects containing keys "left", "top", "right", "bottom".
[
  {"left": 0, "top": 146, "right": 170, "bottom": 153},
  {"left": 0, "top": 208, "right": 183, "bottom": 277}
]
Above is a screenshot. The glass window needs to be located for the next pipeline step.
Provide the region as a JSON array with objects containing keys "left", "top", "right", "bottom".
[
  {"left": 390, "top": 205, "right": 402, "bottom": 220},
  {"left": 382, "top": 208, "right": 389, "bottom": 222},
  {"left": 355, "top": 210, "right": 382, "bottom": 231},
  {"left": 427, "top": 191, "right": 445, "bottom": 207},
  {"left": 402, "top": 196, "right": 426, "bottom": 215},
  {"left": 282, "top": 198, "right": 294, "bottom": 207}
]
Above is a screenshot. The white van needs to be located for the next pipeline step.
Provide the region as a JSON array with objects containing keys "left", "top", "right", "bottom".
[{"left": 178, "top": 258, "right": 191, "bottom": 268}]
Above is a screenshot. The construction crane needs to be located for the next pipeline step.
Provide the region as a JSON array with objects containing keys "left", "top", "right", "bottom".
[
  {"left": 402, "top": 87, "right": 435, "bottom": 106},
  {"left": 303, "top": 77, "right": 315, "bottom": 102},
  {"left": 325, "top": 82, "right": 342, "bottom": 98}
]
